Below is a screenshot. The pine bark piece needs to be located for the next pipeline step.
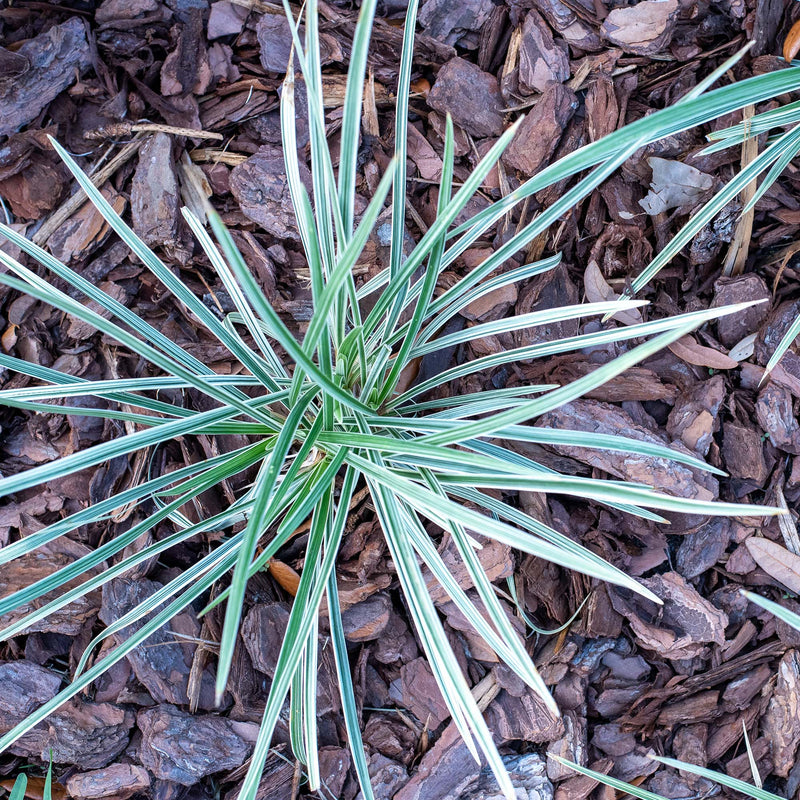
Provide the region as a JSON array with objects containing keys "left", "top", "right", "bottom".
[
  {"left": 600, "top": 0, "right": 680, "bottom": 56},
  {"left": 230, "top": 146, "right": 311, "bottom": 242},
  {"left": 722, "top": 422, "right": 768, "bottom": 487},
  {"left": 667, "top": 374, "right": 725, "bottom": 456},
  {"left": 531, "top": 0, "right": 602, "bottom": 51},
  {"left": 12, "top": 700, "right": 134, "bottom": 768},
  {"left": 711, "top": 275, "right": 770, "bottom": 348},
  {"left": 418, "top": 0, "right": 496, "bottom": 47},
  {"left": 757, "top": 383, "right": 800, "bottom": 454},
  {"left": 99, "top": 578, "right": 217, "bottom": 710},
  {"left": 131, "top": 133, "right": 191, "bottom": 263},
  {"left": 0, "top": 662, "right": 61, "bottom": 733},
  {"left": 66, "top": 765, "right": 151, "bottom": 800},
  {"left": 0, "top": 18, "right": 91, "bottom": 137},
  {"left": 536, "top": 399, "right": 717, "bottom": 501},
  {"left": 502, "top": 82, "right": 577, "bottom": 177},
  {"left": 427, "top": 58, "right": 505, "bottom": 138},
  {"left": 137, "top": 705, "right": 255, "bottom": 785},
  {"left": 341, "top": 593, "right": 392, "bottom": 642},
  {"left": 519, "top": 11, "right": 570, "bottom": 94},
  {"left": 390, "top": 658, "right": 450, "bottom": 728},
  {"left": 762, "top": 649, "right": 800, "bottom": 777},
  {"left": 610, "top": 572, "right": 728, "bottom": 660},
  {"left": 0, "top": 539, "right": 103, "bottom": 636}
]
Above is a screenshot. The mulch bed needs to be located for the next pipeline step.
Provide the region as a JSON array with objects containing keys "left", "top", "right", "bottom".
[{"left": 2, "top": 0, "right": 800, "bottom": 799}]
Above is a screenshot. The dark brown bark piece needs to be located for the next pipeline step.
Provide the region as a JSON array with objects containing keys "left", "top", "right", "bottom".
[
  {"left": 12, "top": 699, "right": 134, "bottom": 768},
  {"left": 131, "top": 133, "right": 191, "bottom": 263},
  {"left": 711, "top": 275, "right": 771, "bottom": 348},
  {"left": 241, "top": 603, "right": 290, "bottom": 678},
  {"left": 137, "top": 704, "right": 255, "bottom": 785},
  {"left": 66, "top": 765, "right": 151, "bottom": 800},
  {"left": 518, "top": 11, "right": 570, "bottom": 94},
  {"left": 502, "top": 83, "right": 577, "bottom": 177},
  {"left": 0, "top": 661, "right": 61, "bottom": 733},
  {"left": 676, "top": 518, "right": 731, "bottom": 579},
  {"left": 0, "top": 157, "right": 65, "bottom": 220},
  {"left": 208, "top": 2, "right": 249, "bottom": 39},
  {"left": 756, "top": 383, "right": 800, "bottom": 454},
  {"left": 762, "top": 649, "right": 800, "bottom": 777},
  {"left": 532, "top": 0, "right": 602, "bottom": 51},
  {"left": 427, "top": 58, "right": 505, "bottom": 138},
  {"left": 99, "top": 578, "right": 217, "bottom": 710},
  {"left": 486, "top": 687, "right": 564, "bottom": 742},
  {"left": 418, "top": 0, "right": 496, "bottom": 47},
  {"left": 722, "top": 422, "right": 768, "bottom": 487},
  {"left": 599, "top": 0, "right": 679, "bottom": 55},
  {"left": 95, "top": 0, "right": 162, "bottom": 24},
  {"left": 666, "top": 374, "right": 725, "bottom": 456},
  {"left": 0, "top": 18, "right": 91, "bottom": 137},
  {"left": 230, "top": 147, "right": 311, "bottom": 242},
  {"left": 755, "top": 299, "right": 800, "bottom": 366},
  {"left": 393, "top": 723, "right": 481, "bottom": 800}
]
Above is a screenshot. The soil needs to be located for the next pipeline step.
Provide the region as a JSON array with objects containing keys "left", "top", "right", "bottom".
[{"left": 1, "top": 1, "right": 800, "bottom": 799}]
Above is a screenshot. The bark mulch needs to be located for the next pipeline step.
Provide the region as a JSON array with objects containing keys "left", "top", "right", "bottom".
[{"left": 2, "top": 0, "right": 800, "bottom": 799}]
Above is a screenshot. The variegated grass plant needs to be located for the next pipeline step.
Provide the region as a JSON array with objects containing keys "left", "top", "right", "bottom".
[{"left": 0, "top": 2, "right": 795, "bottom": 798}]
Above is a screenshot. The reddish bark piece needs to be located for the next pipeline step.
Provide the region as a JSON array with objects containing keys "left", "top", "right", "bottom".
[
  {"left": 600, "top": 0, "right": 680, "bottom": 55},
  {"left": 418, "top": 0, "right": 496, "bottom": 47},
  {"left": 131, "top": 133, "right": 190, "bottom": 263},
  {"left": 502, "top": 82, "right": 577, "bottom": 177},
  {"left": 422, "top": 534, "right": 512, "bottom": 605},
  {"left": 519, "top": 11, "right": 570, "bottom": 94},
  {"left": 536, "top": 399, "right": 717, "bottom": 501},
  {"left": 0, "top": 158, "right": 64, "bottom": 220},
  {"left": 393, "top": 723, "right": 481, "bottom": 800},
  {"left": 47, "top": 187, "right": 127, "bottom": 264},
  {"left": 99, "top": 578, "right": 216, "bottom": 710},
  {"left": 0, "top": 18, "right": 91, "bottom": 137},
  {"left": 711, "top": 275, "right": 770, "bottom": 348},
  {"left": 66, "top": 765, "right": 150, "bottom": 800},
  {"left": 427, "top": 58, "right": 505, "bottom": 139},
  {"left": 318, "top": 747, "right": 351, "bottom": 799},
  {"left": 486, "top": 687, "right": 563, "bottom": 742},
  {"left": 341, "top": 593, "right": 392, "bottom": 642},
  {"left": 137, "top": 705, "right": 254, "bottom": 785},
  {"left": 0, "top": 539, "right": 103, "bottom": 636},
  {"left": 390, "top": 658, "right": 450, "bottom": 728},
  {"left": 762, "top": 649, "right": 800, "bottom": 777},
  {"left": 667, "top": 374, "right": 725, "bottom": 456},
  {"left": 230, "top": 147, "right": 311, "bottom": 242},
  {"left": 610, "top": 572, "right": 728, "bottom": 660},
  {"left": 363, "top": 713, "right": 418, "bottom": 765}
]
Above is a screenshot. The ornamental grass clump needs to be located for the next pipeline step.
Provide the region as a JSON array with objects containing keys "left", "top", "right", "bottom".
[{"left": 0, "top": 2, "right": 794, "bottom": 799}]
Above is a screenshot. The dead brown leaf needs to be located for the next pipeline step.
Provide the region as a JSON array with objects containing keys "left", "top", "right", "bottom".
[{"left": 745, "top": 537, "right": 800, "bottom": 594}]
